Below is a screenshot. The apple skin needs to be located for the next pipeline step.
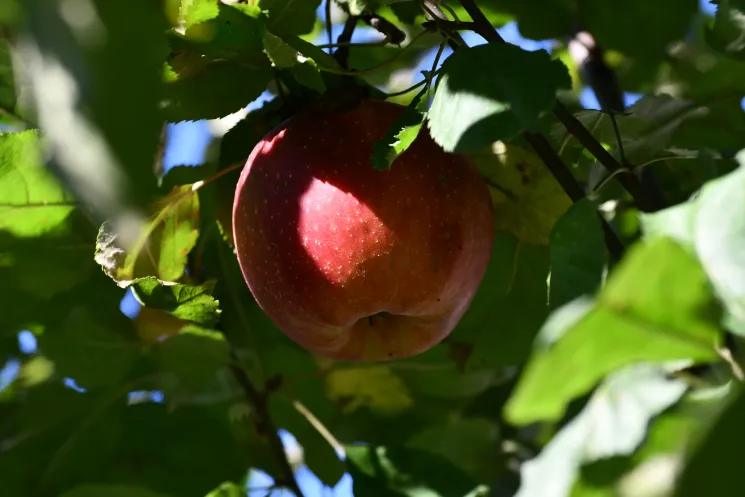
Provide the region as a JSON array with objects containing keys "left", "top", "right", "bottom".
[{"left": 232, "top": 99, "right": 494, "bottom": 362}]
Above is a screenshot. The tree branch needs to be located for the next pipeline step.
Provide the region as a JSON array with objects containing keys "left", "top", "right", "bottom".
[
  {"left": 457, "top": 0, "right": 665, "bottom": 214},
  {"left": 334, "top": 14, "right": 358, "bottom": 69},
  {"left": 361, "top": 13, "right": 406, "bottom": 45},
  {"left": 524, "top": 132, "right": 625, "bottom": 260},
  {"left": 228, "top": 349, "right": 305, "bottom": 497},
  {"left": 447, "top": 0, "right": 624, "bottom": 259}
]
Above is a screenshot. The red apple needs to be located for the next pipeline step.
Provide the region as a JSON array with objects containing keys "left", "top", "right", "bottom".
[{"left": 232, "top": 99, "right": 494, "bottom": 362}]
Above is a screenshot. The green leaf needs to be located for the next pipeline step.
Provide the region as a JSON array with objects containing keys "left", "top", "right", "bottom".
[
  {"left": 153, "top": 325, "right": 230, "bottom": 400},
  {"left": 0, "top": 225, "right": 94, "bottom": 302},
  {"left": 505, "top": 238, "right": 721, "bottom": 425},
  {"left": 37, "top": 306, "right": 140, "bottom": 388},
  {"left": 516, "top": 363, "right": 687, "bottom": 497},
  {"left": 206, "top": 482, "right": 247, "bottom": 497},
  {"left": 263, "top": 31, "right": 301, "bottom": 68},
  {"left": 449, "top": 233, "right": 550, "bottom": 370},
  {"left": 707, "top": 0, "right": 745, "bottom": 60},
  {"left": 94, "top": 185, "right": 200, "bottom": 287},
  {"left": 673, "top": 385, "right": 745, "bottom": 497},
  {"left": 261, "top": 31, "right": 326, "bottom": 93},
  {"left": 291, "top": 58, "right": 326, "bottom": 93},
  {"left": 345, "top": 444, "right": 489, "bottom": 497},
  {"left": 371, "top": 87, "right": 427, "bottom": 170},
  {"left": 0, "top": 384, "right": 124, "bottom": 495},
  {"left": 105, "top": 403, "right": 249, "bottom": 496},
  {"left": 395, "top": 344, "right": 501, "bottom": 400},
  {"left": 549, "top": 199, "right": 608, "bottom": 310},
  {"left": 469, "top": 143, "right": 572, "bottom": 244},
  {"left": 131, "top": 277, "right": 221, "bottom": 327},
  {"left": 260, "top": 0, "right": 323, "bottom": 36},
  {"left": 579, "top": 0, "right": 698, "bottom": 59},
  {"left": 0, "top": 130, "right": 77, "bottom": 237},
  {"left": 179, "top": 0, "right": 220, "bottom": 28},
  {"left": 177, "top": 2, "right": 267, "bottom": 60},
  {"left": 406, "top": 417, "right": 500, "bottom": 484},
  {"left": 60, "top": 484, "right": 171, "bottom": 497},
  {"left": 428, "top": 44, "right": 571, "bottom": 152},
  {"left": 691, "top": 158, "right": 745, "bottom": 334},
  {"left": 162, "top": 61, "right": 272, "bottom": 122}
]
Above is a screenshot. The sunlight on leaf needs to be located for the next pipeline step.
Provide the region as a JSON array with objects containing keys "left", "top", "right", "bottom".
[
  {"left": 94, "top": 185, "right": 200, "bottom": 287},
  {"left": 131, "top": 277, "right": 221, "bottom": 327},
  {"left": 0, "top": 130, "right": 77, "bottom": 237},
  {"left": 469, "top": 142, "right": 571, "bottom": 245},
  {"left": 428, "top": 43, "right": 571, "bottom": 152},
  {"left": 325, "top": 365, "right": 413, "bottom": 415}
]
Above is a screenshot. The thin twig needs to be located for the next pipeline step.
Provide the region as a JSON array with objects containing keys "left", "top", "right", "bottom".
[
  {"left": 422, "top": 0, "right": 464, "bottom": 49},
  {"left": 228, "top": 349, "right": 305, "bottom": 497},
  {"left": 325, "top": 0, "right": 333, "bottom": 54}
]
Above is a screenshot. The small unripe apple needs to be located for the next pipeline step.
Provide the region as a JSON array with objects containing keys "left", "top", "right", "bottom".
[{"left": 232, "top": 99, "right": 494, "bottom": 361}]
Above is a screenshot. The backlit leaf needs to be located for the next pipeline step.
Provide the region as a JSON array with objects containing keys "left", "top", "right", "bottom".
[
  {"left": 94, "top": 185, "right": 200, "bottom": 287},
  {"left": 131, "top": 277, "right": 221, "bottom": 327}
]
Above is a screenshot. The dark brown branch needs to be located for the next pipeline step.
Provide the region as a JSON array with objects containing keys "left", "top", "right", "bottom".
[
  {"left": 458, "top": 0, "right": 665, "bottom": 214},
  {"left": 228, "top": 350, "right": 305, "bottom": 497},
  {"left": 334, "top": 14, "right": 358, "bottom": 69},
  {"left": 361, "top": 13, "right": 406, "bottom": 45}
]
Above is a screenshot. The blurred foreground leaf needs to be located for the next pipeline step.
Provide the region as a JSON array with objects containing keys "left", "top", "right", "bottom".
[{"left": 506, "top": 238, "right": 721, "bottom": 425}]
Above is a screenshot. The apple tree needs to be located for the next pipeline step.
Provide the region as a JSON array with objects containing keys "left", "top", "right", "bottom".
[{"left": 2, "top": 0, "right": 745, "bottom": 496}]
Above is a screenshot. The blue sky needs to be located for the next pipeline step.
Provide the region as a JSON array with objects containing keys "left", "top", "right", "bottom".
[{"left": 2, "top": 1, "right": 718, "bottom": 496}]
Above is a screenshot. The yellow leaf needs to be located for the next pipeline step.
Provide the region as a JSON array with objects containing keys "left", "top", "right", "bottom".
[
  {"left": 324, "top": 365, "right": 413, "bottom": 415},
  {"left": 468, "top": 142, "right": 572, "bottom": 245}
]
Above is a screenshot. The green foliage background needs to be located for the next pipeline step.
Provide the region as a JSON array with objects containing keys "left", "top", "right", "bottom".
[{"left": 2, "top": 0, "right": 745, "bottom": 496}]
